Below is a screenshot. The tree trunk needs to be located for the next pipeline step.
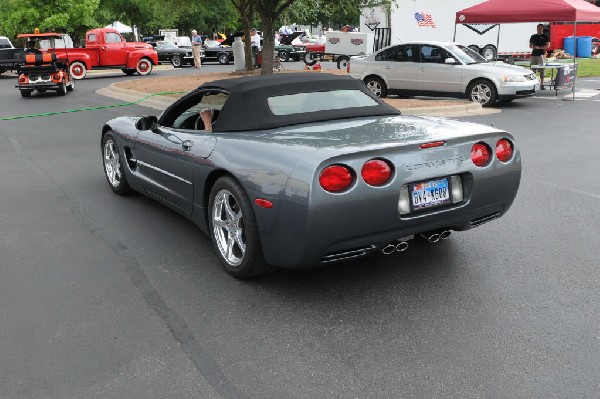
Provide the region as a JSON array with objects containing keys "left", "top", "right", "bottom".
[
  {"left": 241, "top": 22, "right": 254, "bottom": 70},
  {"left": 260, "top": 16, "right": 275, "bottom": 75}
]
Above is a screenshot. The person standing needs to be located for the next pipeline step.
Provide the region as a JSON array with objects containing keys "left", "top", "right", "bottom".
[
  {"left": 250, "top": 28, "right": 261, "bottom": 67},
  {"left": 191, "top": 30, "right": 202, "bottom": 69},
  {"left": 529, "top": 24, "right": 550, "bottom": 89}
]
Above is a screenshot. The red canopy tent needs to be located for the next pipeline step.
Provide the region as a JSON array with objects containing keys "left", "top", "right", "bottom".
[
  {"left": 455, "top": 0, "right": 600, "bottom": 24},
  {"left": 454, "top": 0, "right": 600, "bottom": 97}
]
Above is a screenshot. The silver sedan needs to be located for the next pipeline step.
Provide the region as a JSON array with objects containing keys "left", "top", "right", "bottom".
[{"left": 349, "top": 41, "right": 540, "bottom": 107}]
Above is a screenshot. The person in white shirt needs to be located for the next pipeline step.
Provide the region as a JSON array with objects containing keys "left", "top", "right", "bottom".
[{"left": 250, "top": 28, "right": 261, "bottom": 67}]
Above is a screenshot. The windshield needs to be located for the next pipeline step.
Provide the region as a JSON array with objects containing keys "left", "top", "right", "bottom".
[
  {"left": 451, "top": 44, "right": 487, "bottom": 64},
  {"left": 158, "top": 41, "right": 178, "bottom": 49}
]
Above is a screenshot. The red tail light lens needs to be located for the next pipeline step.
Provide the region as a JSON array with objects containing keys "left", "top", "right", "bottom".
[
  {"left": 495, "top": 139, "right": 513, "bottom": 162},
  {"left": 471, "top": 143, "right": 491, "bottom": 167},
  {"left": 361, "top": 159, "right": 393, "bottom": 186},
  {"left": 320, "top": 165, "right": 354, "bottom": 192},
  {"left": 346, "top": 61, "right": 350, "bottom": 73}
]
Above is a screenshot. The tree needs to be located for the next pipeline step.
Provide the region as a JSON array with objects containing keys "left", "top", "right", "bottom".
[{"left": 255, "top": 0, "right": 299, "bottom": 74}]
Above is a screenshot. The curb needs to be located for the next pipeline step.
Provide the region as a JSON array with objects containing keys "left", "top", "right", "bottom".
[{"left": 97, "top": 82, "right": 499, "bottom": 117}]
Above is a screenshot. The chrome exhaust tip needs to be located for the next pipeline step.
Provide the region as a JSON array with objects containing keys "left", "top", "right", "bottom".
[
  {"left": 395, "top": 241, "right": 409, "bottom": 252},
  {"left": 440, "top": 230, "right": 452, "bottom": 240},
  {"left": 420, "top": 233, "right": 441, "bottom": 243},
  {"left": 382, "top": 244, "right": 396, "bottom": 255}
]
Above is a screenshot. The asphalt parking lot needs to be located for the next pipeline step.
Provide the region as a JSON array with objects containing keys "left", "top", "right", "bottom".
[{"left": 0, "top": 65, "right": 598, "bottom": 398}]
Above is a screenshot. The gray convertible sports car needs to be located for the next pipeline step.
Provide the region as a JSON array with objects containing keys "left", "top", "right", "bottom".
[{"left": 101, "top": 73, "right": 521, "bottom": 277}]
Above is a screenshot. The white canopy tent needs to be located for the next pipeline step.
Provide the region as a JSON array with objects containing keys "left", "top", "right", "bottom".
[{"left": 105, "top": 21, "right": 133, "bottom": 34}]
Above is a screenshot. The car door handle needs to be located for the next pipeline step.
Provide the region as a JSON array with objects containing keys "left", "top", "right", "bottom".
[{"left": 182, "top": 140, "right": 193, "bottom": 151}]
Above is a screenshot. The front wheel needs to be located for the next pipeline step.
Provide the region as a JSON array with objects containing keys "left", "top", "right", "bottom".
[
  {"left": 467, "top": 79, "right": 497, "bottom": 107},
  {"left": 136, "top": 58, "right": 152, "bottom": 76},
  {"left": 218, "top": 53, "right": 230, "bottom": 65},
  {"left": 102, "top": 132, "right": 132, "bottom": 195},
  {"left": 303, "top": 52, "right": 318, "bottom": 66},
  {"left": 69, "top": 61, "right": 87, "bottom": 80},
  {"left": 278, "top": 50, "right": 289, "bottom": 62},
  {"left": 364, "top": 76, "right": 388, "bottom": 98},
  {"left": 57, "top": 81, "right": 67, "bottom": 96},
  {"left": 208, "top": 176, "right": 274, "bottom": 278},
  {"left": 170, "top": 55, "right": 182, "bottom": 67}
]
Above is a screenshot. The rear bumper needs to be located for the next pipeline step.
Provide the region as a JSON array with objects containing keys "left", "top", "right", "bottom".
[{"left": 16, "top": 82, "right": 61, "bottom": 91}]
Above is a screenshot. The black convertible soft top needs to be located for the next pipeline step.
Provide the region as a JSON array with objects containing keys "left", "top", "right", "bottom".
[{"left": 166, "top": 73, "right": 400, "bottom": 132}]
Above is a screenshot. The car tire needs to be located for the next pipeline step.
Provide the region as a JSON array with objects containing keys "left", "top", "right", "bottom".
[
  {"left": 171, "top": 55, "right": 182, "bottom": 67},
  {"left": 337, "top": 56, "right": 350, "bottom": 70},
  {"left": 102, "top": 132, "right": 132, "bottom": 195},
  {"left": 20, "top": 90, "right": 32, "bottom": 98},
  {"left": 69, "top": 61, "right": 87, "bottom": 80},
  {"left": 67, "top": 78, "right": 75, "bottom": 92},
  {"left": 467, "top": 79, "right": 497, "bottom": 107},
  {"left": 218, "top": 53, "right": 230, "bottom": 65},
  {"left": 278, "top": 50, "right": 289, "bottom": 62},
  {"left": 208, "top": 176, "right": 274, "bottom": 278},
  {"left": 364, "top": 76, "right": 388, "bottom": 98},
  {"left": 303, "top": 52, "right": 318, "bottom": 66},
  {"left": 482, "top": 45, "right": 497, "bottom": 61},
  {"left": 57, "top": 81, "right": 67, "bottom": 96},
  {"left": 136, "top": 58, "right": 153, "bottom": 76}
]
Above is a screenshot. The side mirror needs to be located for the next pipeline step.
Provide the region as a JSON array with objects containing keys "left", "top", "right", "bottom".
[
  {"left": 444, "top": 57, "right": 457, "bottom": 65},
  {"left": 136, "top": 115, "right": 158, "bottom": 132}
]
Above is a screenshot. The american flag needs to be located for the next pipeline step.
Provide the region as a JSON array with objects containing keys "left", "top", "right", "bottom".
[{"left": 415, "top": 12, "right": 436, "bottom": 28}]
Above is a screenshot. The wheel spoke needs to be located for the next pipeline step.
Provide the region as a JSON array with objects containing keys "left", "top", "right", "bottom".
[
  {"left": 223, "top": 195, "right": 236, "bottom": 221},
  {"left": 225, "top": 235, "right": 235, "bottom": 260}
]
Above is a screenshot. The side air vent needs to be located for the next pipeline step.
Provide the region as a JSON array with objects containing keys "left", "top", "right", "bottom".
[
  {"left": 320, "top": 245, "right": 376, "bottom": 263},
  {"left": 470, "top": 212, "right": 501, "bottom": 227}
]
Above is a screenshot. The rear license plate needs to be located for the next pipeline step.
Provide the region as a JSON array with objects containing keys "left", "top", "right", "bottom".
[{"left": 410, "top": 178, "right": 451, "bottom": 210}]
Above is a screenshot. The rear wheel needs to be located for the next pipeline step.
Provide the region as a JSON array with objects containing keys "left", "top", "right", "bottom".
[
  {"left": 170, "top": 55, "right": 182, "bottom": 67},
  {"left": 69, "top": 61, "right": 87, "bottom": 79},
  {"left": 66, "top": 78, "right": 75, "bottom": 92},
  {"left": 102, "top": 132, "right": 132, "bottom": 195},
  {"left": 482, "top": 45, "right": 497, "bottom": 61},
  {"left": 208, "top": 176, "right": 274, "bottom": 278},
  {"left": 303, "top": 52, "right": 318, "bottom": 66},
  {"left": 218, "top": 53, "right": 230, "bottom": 65},
  {"left": 337, "top": 55, "right": 350, "bottom": 70},
  {"left": 364, "top": 76, "right": 388, "bottom": 98},
  {"left": 467, "top": 79, "right": 497, "bottom": 107},
  {"left": 136, "top": 58, "right": 152, "bottom": 76},
  {"left": 20, "top": 90, "right": 32, "bottom": 98}
]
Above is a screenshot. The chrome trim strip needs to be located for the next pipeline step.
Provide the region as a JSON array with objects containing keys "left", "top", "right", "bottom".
[{"left": 137, "top": 160, "right": 192, "bottom": 185}]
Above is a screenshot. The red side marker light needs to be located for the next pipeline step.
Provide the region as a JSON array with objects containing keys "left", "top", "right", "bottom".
[
  {"left": 471, "top": 143, "right": 491, "bottom": 167},
  {"left": 255, "top": 199, "right": 273, "bottom": 208},
  {"left": 419, "top": 141, "right": 446, "bottom": 149},
  {"left": 319, "top": 165, "right": 354, "bottom": 192},
  {"left": 495, "top": 139, "right": 513, "bottom": 162}
]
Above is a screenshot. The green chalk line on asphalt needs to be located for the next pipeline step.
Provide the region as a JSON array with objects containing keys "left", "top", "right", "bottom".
[{"left": 0, "top": 91, "right": 186, "bottom": 121}]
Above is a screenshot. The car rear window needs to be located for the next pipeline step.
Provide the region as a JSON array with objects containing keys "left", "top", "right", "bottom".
[
  {"left": 0, "top": 38, "right": 11, "bottom": 48},
  {"left": 267, "top": 89, "right": 378, "bottom": 116}
]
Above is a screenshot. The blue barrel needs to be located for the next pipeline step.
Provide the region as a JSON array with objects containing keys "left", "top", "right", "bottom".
[
  {"left": 563, "top": 36, "right": 575, "bottom": 56},
  {"left": 576, "top": 36, "right": 592, "bottom": 58}
]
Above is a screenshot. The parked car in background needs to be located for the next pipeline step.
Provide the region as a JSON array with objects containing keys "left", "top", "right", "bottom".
[
  {"left": 100, "top": 73, "right": 521, "bottom": 278},
  {"left": 274, "top": 32, "right": 306, "bottom": 61},
  {"left": 202, "top": 32, "right": 243, "bottom": 65},
  {"left": 592, "top": 37, "right": 600, "bottom": 56},
  {"left": 150, "top": 40, "right": 196, "bottom": 67},
  {"left": 349, "top": 41, "right": 539, "bottom": 107},
  {"left": 0, "top": 36, "right": 23, "bottom": 75}
]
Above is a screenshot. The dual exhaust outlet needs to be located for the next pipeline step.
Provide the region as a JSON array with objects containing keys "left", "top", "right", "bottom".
[{"left": 381, "top": 230, "right": 452, "bottom": 255}]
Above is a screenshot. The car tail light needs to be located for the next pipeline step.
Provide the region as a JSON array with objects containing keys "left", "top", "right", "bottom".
[
  {"left": 255, "top": 198, "right": 273, "bottom": 208},
  {"left": 361, "top": 159, "right": 393, "bottom": 186},
  {"left": 471, "top": 143, "right": 491, "bottom": 167},
  {"left": 320, "top": 165, "right": 354, "bottom": 192},
  {"left": 346, "top": 61, "right": 350, "bottom": 73},
  {"left": 495, "top": 139, "right": 513, "bottom": 162}
]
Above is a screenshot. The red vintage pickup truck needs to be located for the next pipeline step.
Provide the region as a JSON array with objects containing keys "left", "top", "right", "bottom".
[{"left": 50, "top": 28, "right": 158, "bottom": 79}]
